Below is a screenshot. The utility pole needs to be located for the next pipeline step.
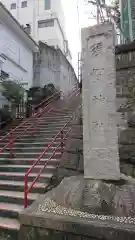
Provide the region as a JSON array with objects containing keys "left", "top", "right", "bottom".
[
  {"left": 32, "top": 0, "right": 36, "bottom": 39},
  {"left": 17, "top": 0, "right": 19, "bottom": 21},
  {"left": 96, "top": 0, "right": 100, "bottom": 24},
  {"left": 77, "top": 0, "right": 81, "bottom": 39}
]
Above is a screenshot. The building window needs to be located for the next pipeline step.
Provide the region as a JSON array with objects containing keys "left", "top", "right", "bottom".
[
  {"left": 21, "top": 1, "right": 27, "bottom": 8},
  {"left": 10, "top": 3, "right": 16, "bottom": 9},
  {"left": 0, "top": 70, "right": 9, "bottom": 80},
  {"left": 38, "top": 19, "right": 54, "bottom": 28},
  {"left": 45, "top": 0, "right": 51, "bottom": 10}
]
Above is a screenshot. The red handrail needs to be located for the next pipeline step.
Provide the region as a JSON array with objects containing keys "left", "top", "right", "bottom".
[
  {"left": 68, "top": 88, "right": 80, "bottom": 99},
  {"left": 24, "top": 104, "right": 82, "bottom": 208},
  {"left": 32, "top": 91, "right": 60, "bottom": 113},
  {"left": 0, "top": 93, "right": 59, "bottom": 157},
  {"left": 0, "top": 92, "right": 59, "bottom": 143}
]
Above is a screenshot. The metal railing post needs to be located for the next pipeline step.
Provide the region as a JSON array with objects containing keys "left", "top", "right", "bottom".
[
  {"left": 22, "top": 105, "right": 81, "bottom": 206},
  {"left": 34, "top": 114, "right": 37, "bottom": 136},
  {"left": 60, "top": 130, "right": 64, "bottom": 155},
  {"left": 24, "top": 174, "right": 28, "bottom": 208},
  {"left": 10, "top": 133, "right": 13, "bottom": 159},
  {"left": 34, "top": 123, "right": 36, "bottom": 136}
]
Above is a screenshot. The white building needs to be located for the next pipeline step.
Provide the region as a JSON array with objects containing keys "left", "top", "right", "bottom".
[
  {"left": 0, "top": 2, "right": 38, "bottom": 91},
  {"left": 1, "top": 0, "right": 72, "bottom": 61},
  {"left": 34, "top": 42, "right": 78, "bottom": 97}
]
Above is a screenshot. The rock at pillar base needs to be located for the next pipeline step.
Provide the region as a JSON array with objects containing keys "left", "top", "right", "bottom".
[
  {"left": 82, "top": 23, "right": 120, "bottom": 180},
  {"left": 24, "top": 175, "right": 135, "bottom": 218},
  {"left": 45, "top": 175, "right": 135, "bottom": 217},
  {"left": 84, "top": 175, "right": 135, "bottom": 216}
]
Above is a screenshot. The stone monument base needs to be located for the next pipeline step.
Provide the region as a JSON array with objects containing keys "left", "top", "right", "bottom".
[
  {"left": 19, "top": 175, "right": 135, "bottom": 240},
  {"left": 46, "top": 175, "right": 135, "bottom": 216}
]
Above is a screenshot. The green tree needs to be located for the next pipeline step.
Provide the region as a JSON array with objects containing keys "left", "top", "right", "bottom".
[
  {"left": 1, "top": 80, "right": 24, "bottom": 105},
  {"left": 86, "top": 0, "right": 121, "bottom": 26},
  {"left": 27, "top": 83, "right": 57, "bottom": 106}
]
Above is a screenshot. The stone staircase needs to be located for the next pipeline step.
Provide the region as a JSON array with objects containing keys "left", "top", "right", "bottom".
[{"left": 0, "top": 98, "right": 75, "bottom": 239}]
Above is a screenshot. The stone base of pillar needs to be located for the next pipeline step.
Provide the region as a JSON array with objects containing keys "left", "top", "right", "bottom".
[{"left": 83, "top": 175, "right": 135, "bottom": 216}]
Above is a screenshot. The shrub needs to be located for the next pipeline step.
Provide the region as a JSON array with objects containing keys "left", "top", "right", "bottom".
[
  {"left": 27, "top": 87, "right": 43, "bottom": 105},
  {"left": 0, "top": 106, "right": 12, "bottom": 129},
  {"left": 1, "top": 80, "right": 24, "bottom": 105},
  {"left": 27, "top": 84, "right": 57, "bottom": 106}
]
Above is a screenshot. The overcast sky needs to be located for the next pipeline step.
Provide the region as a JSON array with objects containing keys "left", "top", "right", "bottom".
[
  {"left": 62, "top": 0, "right": 97, "bottom": 73},
  {"left": 62, "top": 0, "right": 111, "bottom": 72}
]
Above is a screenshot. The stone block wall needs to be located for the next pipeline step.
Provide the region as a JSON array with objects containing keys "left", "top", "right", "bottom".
[
  {"left": 115, "top": 44, "right": 135, "bottom": 177},
  {"left": 19, "top": 225, "right": 135, "bottom": 240},
  {"left": 20, "top": 225, "right": 99, "bottom": 240},
  {"left": 115, "top": 48, "right": 135, "bottom": 130}
]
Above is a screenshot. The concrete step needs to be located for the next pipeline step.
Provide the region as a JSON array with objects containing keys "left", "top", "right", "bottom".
[
  {"left": 18, "top": 137, "right": 66, "bottom": 142},
  {"left": 0, "top": 164, "right": 56, "bottom": 173},
  {"left": 12, "top": 128, "right": 67, "bottom": 134},
  {"left": 0, "top": 157, "right": 60, "bottom": 165},
  {"left": 0, "top": 137, "right": 58, "bottom": 145},
  {"left": 0, "top": 180, "right": 48, "bottom": 193},
  {"left": 13, "top": 130, "right": 68, "bottom": 136},
  {"left": 38, "top": 116, "right": 70, "bottom": 120},
  {"left": 0, "top": 216, "right": 20, "bottom": 231},
  {"left": 35, "top": 119, "right": 69, "bottom": 123},
  {"left": 35, "top": 123, "right": 69, "bottom": 127},
  {"left": 0, "top": 141, "right": 62, "bottom": 148},
  {"left": 7, "top": 120, "right": 68, "bottom": 130},
  {"left": 36, "top": 121, "right": 69, "bottom": 126},
  {"left": 35, "top": 119, "right": 70, "bottom": 124},
  {"left": 0, "top": 172, "right": 53, "bottom": 182},
  {"left": 42, "top": 114, "right": 71, "bottom": 118},
  {"left": 35, "top": 124, "right": 68, "bottom": 128},
  {"left": 9, "top": 124, "right": 65, "bottom": 131},
  {"left": 0, "top": 190, "right": 39, "bottom": 205},
  {"left": 0, "top": 202, "right": 23, "bottom": 219},
  {"left": 10, "top": 132, "right": 63, "bottom": 139},
  {"left": 7, "top": 132, "right": 67, "bottom": 139},
  {"left": 1, "top": 130, "right": 67, "bottom": 139},
  {"left": 49, "top": 110, "right": 72, "bottom": 113},
  {"left": 0, "top": 151, "right": 61, "bottom": 158},
  {"left": 45, "top": 137, "right": 67, "bottom": 141},
  {"left": 27, "top": 125, "right": 65, "bottom": 129},
  {"left": 1, "top": 146, "right": 63, "bottom": 153},
  {"left": 0, "top": 142, "right": 60, "bottom": 147},
  {"left": 0, "top": 137, "right": 62, "bottom": 144},
  {"left": 0, "top": 123, "right": 69, "bottom": 138}
]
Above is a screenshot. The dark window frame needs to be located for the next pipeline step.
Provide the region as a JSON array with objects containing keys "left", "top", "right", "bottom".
[
  {"left": 21, "top": 1, "right": 27, "bottom": 8},
  {"left": 38, "top": 19, "right": 54, "bottom": 28},
  {"left": 0, "top": 70, "right": 9, "bottom": 80},
  {"left": 45, "top": 0, "right": 51, "bottom": 10},
  {"left": 10, "top": 3, "right": 16, "bottom": 9}
]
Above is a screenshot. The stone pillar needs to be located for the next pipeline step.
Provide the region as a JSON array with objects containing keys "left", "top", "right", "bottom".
[{"left": 82, "top": 23, "right": 120, "bottom": 180}]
